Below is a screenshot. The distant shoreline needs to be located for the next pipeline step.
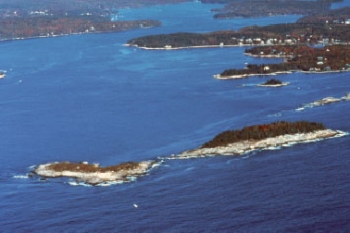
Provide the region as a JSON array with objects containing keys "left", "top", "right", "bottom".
[
  {"left": 0, "top": 29, "right": 150, "bottom": 43},
  {"left": 124, "top": 43, "right": 250, "bottom": 50}
]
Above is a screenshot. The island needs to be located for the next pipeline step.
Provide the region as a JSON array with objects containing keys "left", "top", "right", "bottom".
[
  {"left": 175, "top": 121, "right": 347, "bottom": 159},
  {"left": 33, "top": 160, "right": 157, "bottom": 186},
  {"left": 258, "top": 79, "right": 289, "bottom": 87}
]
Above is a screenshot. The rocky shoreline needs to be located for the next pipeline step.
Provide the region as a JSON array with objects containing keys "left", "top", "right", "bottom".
[
  {"left": 213, "top": 71, "right": 293, "bottom": 80},
  {"left": 174, "top": 129, "right": 346, "bottom": 159},
  {"left": 257, "top": 82, "right": 290, "bottom": 87},
  {"left": 33, "top": 160, "right": 158, "bottom": 186}
]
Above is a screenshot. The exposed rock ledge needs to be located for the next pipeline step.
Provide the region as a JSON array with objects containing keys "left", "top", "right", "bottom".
[
  {"left": 33, "top": 160, "right": 157, "bottom": 186},
  {"left": 174, "top": 129, "right": 346, "bottom": 159},
  {"left": 296, "top": 93, "right": 350, "bottom": 111}
]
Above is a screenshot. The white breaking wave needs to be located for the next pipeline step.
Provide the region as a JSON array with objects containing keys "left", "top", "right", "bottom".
[
  {"left": 296, "top": 93, "right": 350, "bottom": 111},
  {"left": 13, "top": 174, "right": 29, "bottom": 179}
]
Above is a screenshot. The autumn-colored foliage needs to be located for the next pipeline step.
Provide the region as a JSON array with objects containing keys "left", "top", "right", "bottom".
[
  {"left": 0, "top": 16, "right": 161, "bottom": 40},
  {"left": 46, "top": 161, "right": 142, "bottom": 173}
]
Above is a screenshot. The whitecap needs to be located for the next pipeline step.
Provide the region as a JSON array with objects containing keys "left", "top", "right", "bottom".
[
  {"left": 264, "top": 146, "right": 282, "bottom": 150},
  {"left": 68, "top": 181, "right": 92, "bottom": 187},
  {"left": 185, "top": 167, "right": 195, "bottom": 172},
  {"left": 13, "top": 174, "right": 29, "bottom": 179}
]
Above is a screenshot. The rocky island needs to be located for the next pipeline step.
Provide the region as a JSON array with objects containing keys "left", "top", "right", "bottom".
[
  {"left": 175, "top": 121, "right": 347, "bottom": 159},
  {"left": 258, "top": 79, "right": 289, "bottom": 87},
  {"left": 33, "top": 160, "right": 158, "bottom": 186}
]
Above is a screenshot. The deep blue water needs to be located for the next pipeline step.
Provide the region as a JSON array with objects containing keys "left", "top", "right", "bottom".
[{"left": 0, "top": 2, "right": 350, "bottom": 232}]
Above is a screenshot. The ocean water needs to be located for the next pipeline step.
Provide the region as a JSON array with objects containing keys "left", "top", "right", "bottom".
[{"left": 1, "top": 2, "right": 350, "bottom": 232}]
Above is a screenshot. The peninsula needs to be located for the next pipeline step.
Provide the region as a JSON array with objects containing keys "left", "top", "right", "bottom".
[{"left": 216, "top": 45, "right": 350, "bottom": 79}]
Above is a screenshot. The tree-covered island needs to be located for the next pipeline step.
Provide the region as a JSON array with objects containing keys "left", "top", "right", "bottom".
[
  {"left": 175, "top": 120, "right": 346, "bottom": 159},
  {"left": 258, "top": 78, "right": 289, "bottom": 87},
  {"left": 201, "top": 121, "right": 326, "bottom": 148}
]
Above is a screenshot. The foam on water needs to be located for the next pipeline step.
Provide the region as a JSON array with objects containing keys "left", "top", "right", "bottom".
[
  {"left": 296, "top": 93, "right": 350, "bottom": 111},
  {"left": 13, "top": 174, "right": 29, "bottom": 179}
]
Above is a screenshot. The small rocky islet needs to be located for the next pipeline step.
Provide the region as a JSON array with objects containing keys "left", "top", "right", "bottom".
[
  {"left": 258, "top": 79, "right": 289, "bottom": 87},
  {"left": 33, "top": 161, "right": 157, "bottom": 186}
]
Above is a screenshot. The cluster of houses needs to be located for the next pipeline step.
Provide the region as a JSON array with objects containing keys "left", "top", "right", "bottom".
[{"left": 232, "top": 34, "right": 347, "bottom": 47}]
